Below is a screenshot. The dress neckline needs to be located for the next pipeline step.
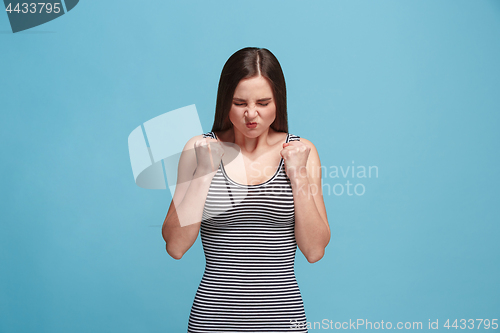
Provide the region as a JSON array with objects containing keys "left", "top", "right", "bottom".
[{"left": 212, "top": 131, "right": 290, "bottom": 188}]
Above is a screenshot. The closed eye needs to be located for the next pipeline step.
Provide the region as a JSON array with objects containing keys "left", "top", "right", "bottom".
[{"left": 233, "top": 101, "right": 270, "bottom": 107}]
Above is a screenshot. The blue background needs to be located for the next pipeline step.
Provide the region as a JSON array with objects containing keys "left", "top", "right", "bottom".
[{"left": 1, "top": 0, "right": 499, "bottom": 332}]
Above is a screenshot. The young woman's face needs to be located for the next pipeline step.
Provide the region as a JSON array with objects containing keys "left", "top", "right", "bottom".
[{"left": 229, "top": 75, "right": 276, "bottom": 137}]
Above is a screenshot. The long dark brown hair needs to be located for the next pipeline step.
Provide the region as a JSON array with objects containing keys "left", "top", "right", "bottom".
[{"left": 211, "top": 47, "right": 288, "bottom": 133}]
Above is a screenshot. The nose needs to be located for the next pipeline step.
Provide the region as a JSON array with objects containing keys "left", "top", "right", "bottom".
[{"left": 245, "top": 104, "right": 258, "bottom": 119}]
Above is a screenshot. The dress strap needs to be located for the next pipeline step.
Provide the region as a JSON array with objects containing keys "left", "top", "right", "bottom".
[
  {"left": 204, "top": 132, "right": 299, "bottom": 141},
  {"left": 202, "top": 132, "right": 216, "bottom": 139}
]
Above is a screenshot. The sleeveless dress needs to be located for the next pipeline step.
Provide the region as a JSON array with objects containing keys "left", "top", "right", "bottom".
[{"left": 187, "top": 132, "right": 308, "bottom": 333}]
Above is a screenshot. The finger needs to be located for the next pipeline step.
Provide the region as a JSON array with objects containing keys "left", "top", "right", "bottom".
[
  {"left": 207, "top": 140, "right": 214, "bottom": 171},
  {"left": 211, "top": 136, "right": 225, "bottom": 157},
  {"left": 282, "top": 145, "right": 298, "bottom": 152}
]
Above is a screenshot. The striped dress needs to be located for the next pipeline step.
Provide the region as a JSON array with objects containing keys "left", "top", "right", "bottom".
[{"left": 187, "top": 132, "right": 308, "bottom": 333}]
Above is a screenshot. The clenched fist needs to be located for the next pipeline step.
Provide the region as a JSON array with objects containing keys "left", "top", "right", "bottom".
[
  {"left": 194, "top": 137, "right": 225, "bottom": 176},
  {"left": 280, "top": 141, "right": 311, "bottom": 182}
]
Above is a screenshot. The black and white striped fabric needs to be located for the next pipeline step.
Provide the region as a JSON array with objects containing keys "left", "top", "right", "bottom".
[{"left": 187, "top": 132, "right": 308, "bottom": 332}]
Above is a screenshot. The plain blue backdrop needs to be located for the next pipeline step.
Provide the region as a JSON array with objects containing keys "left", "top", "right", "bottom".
[{"left": 1, "top": 1, "right": 499, "bottom": 332}]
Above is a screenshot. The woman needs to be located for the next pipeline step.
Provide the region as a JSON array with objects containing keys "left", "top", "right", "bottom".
[{"left": 162, "top": 47, "right": 330, "bottom": 332}]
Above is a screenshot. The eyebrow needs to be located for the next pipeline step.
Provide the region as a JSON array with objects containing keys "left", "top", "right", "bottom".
[{"left": 233, "top": 97, "right": 273, "bottom": 102}]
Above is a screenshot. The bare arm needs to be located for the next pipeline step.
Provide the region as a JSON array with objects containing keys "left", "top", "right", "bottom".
[
  {"left": 288, "top": 138, "right": 330, "bottom": 263},
  {"left": 161, "top": 135, "right": 222, "bottom": 259}
]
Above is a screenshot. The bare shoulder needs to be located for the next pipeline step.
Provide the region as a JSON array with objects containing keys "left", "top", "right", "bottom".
[
  {"left": 175, "top": 134, "right": 207, "bottom": 185},
  {"left": 183, "top": 134, "right": 206, "bottom": 151}
]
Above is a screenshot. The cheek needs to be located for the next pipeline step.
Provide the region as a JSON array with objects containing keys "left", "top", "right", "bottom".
[
  {"left": 228, "top": 107, "right": 239, "bottom": 121},
  {"left": 265, "top": 106, "right": 277, "bottom": 122},
  {"left": 228, "top": 107, "right": 245, "bottom": 126}
]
